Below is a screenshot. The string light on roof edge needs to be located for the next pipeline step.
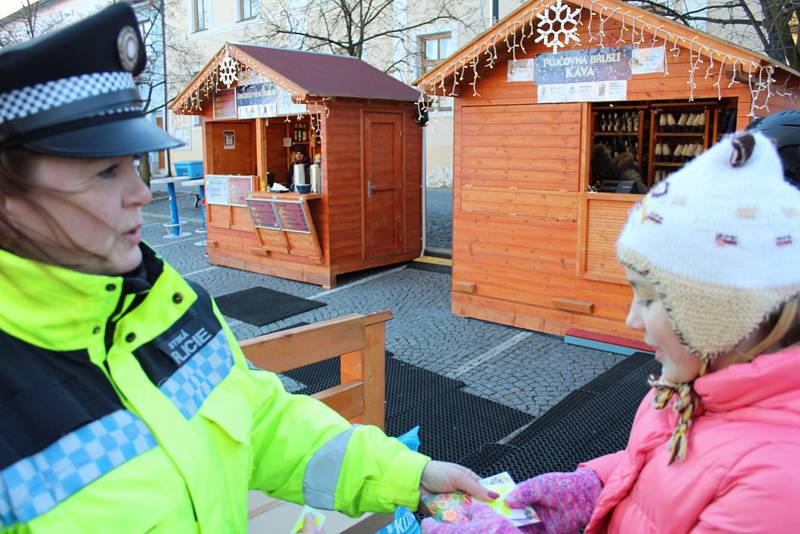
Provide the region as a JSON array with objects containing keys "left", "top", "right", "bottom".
[{"left": 415, "top": 0, "right": 796, "bottom": 117}]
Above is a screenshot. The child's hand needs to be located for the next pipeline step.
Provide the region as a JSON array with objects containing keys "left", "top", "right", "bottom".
[
  {"left": 504, "top": 468, "right": 602, "bottom": 534},
  {"left": 420, "top": 461, "right": 499, "bottom": 502},
  {"left": 421, "top": 502, "right": 522, "bottom": 533}
]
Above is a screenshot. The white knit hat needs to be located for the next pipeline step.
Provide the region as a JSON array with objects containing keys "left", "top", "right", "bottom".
[{"left": 618, "top": 131, "right": 800, "bottom": 359}]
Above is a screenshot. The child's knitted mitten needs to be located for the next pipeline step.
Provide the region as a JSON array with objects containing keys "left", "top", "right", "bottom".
[
  {"left": 505, "top": 468, "right": 602, "bottom": 534},
  {"left": 421, "top": 502, "right": 522, "bottom": 534}
]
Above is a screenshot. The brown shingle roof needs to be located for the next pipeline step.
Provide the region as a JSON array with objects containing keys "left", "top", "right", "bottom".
[{"left": 234, "top": 44, "right": 419, "bottom": 101}]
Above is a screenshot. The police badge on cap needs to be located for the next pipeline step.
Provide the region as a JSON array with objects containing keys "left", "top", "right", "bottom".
[{"left": 0, "top": 3, "right": 182, "bottom": 158}]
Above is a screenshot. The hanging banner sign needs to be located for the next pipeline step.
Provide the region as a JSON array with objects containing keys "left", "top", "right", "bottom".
[
  {"left": 507, "top": 58, "right": 535, "bottom": 82},
  {"left": 537, "top": 80, "right": 628, "bottom": 104},
  {"left": 535, "top": 46, "right": 632, "bottom": 85},
  {"left": 631, "top": 47, "right": 666, "bottom": 75},
  {"left": 277, "top": 89, "right": 307, "bottom": 115},
  {"left": 237, "top": 81, "right": 277, "bottom": 119}
]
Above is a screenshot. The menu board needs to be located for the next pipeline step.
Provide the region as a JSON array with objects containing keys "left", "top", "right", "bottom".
[
  {"left": 274, "top": 201, "right": 310, "bottom": 232},
  {"left": 245, "top": 197, "right": 311, "bottom": 233},
  {"left": 205, "top": 175, "right": 230, "bottom": 205},
  {"left": 228, "top": 176, "right": 253, "bottom": 206},
  {"left": 246, "top": 198, "right": 280, "bottom": 230},
  {"left": 213, "top": 90, "right": 237, "bottom": 119},
  {"left": 205, "top": 175, "right": 254, "bottom": 206}
]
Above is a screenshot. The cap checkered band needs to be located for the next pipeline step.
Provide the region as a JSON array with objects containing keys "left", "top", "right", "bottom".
[
  {"left": 0, "top": 72, "right": 136, "bottom": 124},
  {"left": 160, "top": 329, "right": 235, "bottom": 419},
  {"left": 0, "top": 409, "right": 156, "bottom": 527}
]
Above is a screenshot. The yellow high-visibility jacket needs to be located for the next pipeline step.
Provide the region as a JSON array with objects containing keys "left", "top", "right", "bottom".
[{"left": 0, "top": 244, "right": 429, "bottom": 533}]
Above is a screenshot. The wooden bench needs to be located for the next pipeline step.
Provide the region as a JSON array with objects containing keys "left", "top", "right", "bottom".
[{"left": 239, "top": 310, "right": 395, "bottom": 532}]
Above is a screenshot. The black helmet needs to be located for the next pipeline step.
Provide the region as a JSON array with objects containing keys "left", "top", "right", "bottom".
[{"left": 747, "top": 111, "right": 800, "bottom": 186}]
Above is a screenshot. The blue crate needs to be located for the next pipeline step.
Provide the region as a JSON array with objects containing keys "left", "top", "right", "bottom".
[{"left": 173, "top": 160, "right": 204, "bottom": 178}]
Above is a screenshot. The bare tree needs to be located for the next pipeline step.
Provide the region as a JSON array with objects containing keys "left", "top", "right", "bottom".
[
  {"left": 0, "top": 0, "right": 70, "bottom": 48},
  {"left": 629, "top": 0, "right": 800, "bottom": 69},
  {"left": 250, "top": 0, "right": 482, "bottom": 78},
  {"left": 132, "top": 0, "right": 204, "bottom": 179}
]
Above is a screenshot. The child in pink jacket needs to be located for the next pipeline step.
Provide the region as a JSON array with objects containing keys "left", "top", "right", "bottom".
[{"left": 423, "top": 128, "right": 800, "bottom": 534}]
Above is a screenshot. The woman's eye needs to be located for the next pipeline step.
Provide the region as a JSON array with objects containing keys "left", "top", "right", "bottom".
[
  {"left": 97, "top": 164, "right": 119, "bottom": 179},
  {"left": 637, "top": 299, "right": 653, "bottom": 307}
]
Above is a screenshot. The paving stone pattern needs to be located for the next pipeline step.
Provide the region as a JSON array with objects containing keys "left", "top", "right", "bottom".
[
  {"left": 425, "top": 187, "right": 452, "bottom": 252},
  {"left": 144, "top": 188, "right": 625, "bottom": 429}
]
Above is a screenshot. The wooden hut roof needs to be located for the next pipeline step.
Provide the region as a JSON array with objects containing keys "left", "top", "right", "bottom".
[
  {"left": 414, "top": 0, "right": 800, "bottom": 90},
  {"left": 172, "top": 43, "right": 419, "bottom": 113}
]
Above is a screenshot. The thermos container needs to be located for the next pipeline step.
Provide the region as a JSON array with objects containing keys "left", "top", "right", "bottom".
[
  {"left": 309, "top": 163, "right": 322, "bottom": 193},
  {"left": 292, "top": 163, "right": 307, "bottom": 188}
]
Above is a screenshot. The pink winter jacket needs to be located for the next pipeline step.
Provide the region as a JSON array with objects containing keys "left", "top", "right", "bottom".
[{"left": 581, "top": 346, "right": 800, "bottom": 533}]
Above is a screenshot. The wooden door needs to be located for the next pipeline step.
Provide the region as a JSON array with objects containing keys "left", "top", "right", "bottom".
[{"left": 364, "top": 112, "right": 404, "bottom": 259}]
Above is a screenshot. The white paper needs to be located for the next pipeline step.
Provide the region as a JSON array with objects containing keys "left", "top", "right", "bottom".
[
  {"left": 205, "top": 175, "right": 230, "bottom": 205},
  {"left": 507, "top": 59, "right": 535, "bottom": 82},
  {"left": 631, "top": 47, "right": 665, "bottom": 75},
  {"left": 537, "top": 79, "right": 627, "bottom": 103}
]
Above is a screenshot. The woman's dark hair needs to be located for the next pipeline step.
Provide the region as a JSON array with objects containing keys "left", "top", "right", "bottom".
[
  {"left": 291, "top": 145, "right": 308, "bottom": 157},
  {"left": 0, "top": 148, "right": 99, "bottom": 266}
]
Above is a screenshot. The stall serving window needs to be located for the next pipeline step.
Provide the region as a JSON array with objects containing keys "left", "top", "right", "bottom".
[{"left": 589, "top": 99, "right": 737, "bottom": 194}]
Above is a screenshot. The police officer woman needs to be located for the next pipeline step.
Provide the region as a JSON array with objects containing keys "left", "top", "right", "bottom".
[{"left": 0, "top": 5, "right": 491, "bottom": 532}]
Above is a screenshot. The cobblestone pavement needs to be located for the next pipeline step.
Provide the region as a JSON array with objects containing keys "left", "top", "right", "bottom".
[
  {"left": 425, "top": 187, "right": 452, "bottom": 253},
  {"left": 146, "top": 187, "right": 624, "bottom": 424}
]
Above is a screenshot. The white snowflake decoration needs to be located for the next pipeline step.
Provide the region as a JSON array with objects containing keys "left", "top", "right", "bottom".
[
  {"left": 536, "top": 0, "right": 582, "bottom": 53},
  {"left": 219, "top": 55, "right": 238, "bottom": 88}
]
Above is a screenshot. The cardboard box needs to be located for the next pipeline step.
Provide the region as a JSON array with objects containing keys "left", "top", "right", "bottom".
[{"left": 248, "top": 490, "right": 394, "bottom": 533}]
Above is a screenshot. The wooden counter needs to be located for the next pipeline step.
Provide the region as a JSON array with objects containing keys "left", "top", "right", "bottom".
[{"left": 249, "top": 191, "right": 323, "bottom": 201}]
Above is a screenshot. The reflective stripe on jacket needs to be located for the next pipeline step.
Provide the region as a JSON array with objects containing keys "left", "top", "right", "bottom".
[{"left": 0, "top": 244, "right": 429, "bottom": 533}]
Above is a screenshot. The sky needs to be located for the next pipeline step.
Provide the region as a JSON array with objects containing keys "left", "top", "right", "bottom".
[{"left": 0, "top": 1, "right": 28, "bottom": 19}]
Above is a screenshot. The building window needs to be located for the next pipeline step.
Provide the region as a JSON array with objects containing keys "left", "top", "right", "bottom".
[
  {"left": 192, "top": 0, "right": 209, "bottom": 32},
  {"left": 239, "top": 0, "right": 258, "bottom": 20},
  {"left": 419, "top": 32, "right": 454, "bottom": 73}
]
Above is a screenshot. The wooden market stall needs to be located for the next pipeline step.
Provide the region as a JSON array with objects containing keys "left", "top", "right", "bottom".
[
  {"left": 415, "top": 0, "right": 800, "bottom": 342},
  {"left": 172, "top": 44, "right": 423, "bottom": 288}
]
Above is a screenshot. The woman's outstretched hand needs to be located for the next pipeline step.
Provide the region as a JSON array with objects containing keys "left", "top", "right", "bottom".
[{"left": 419, "top": 461, "right": 499, "bottom": 502}]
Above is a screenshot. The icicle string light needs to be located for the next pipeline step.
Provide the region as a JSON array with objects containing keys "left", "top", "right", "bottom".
[
  {"left": 169, "top": 2, "right": 796, "bottom": 120},
  {"left": 416, "top": 0, "right": 797, "bottom": 116}
]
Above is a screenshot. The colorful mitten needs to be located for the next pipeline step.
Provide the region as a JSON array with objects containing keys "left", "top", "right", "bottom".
[
  {"left": 505, "top": 468, "right": 602, "bottom": 534},
  {"left": 421, "top": 502, "right": 522, "bottom": 534}
]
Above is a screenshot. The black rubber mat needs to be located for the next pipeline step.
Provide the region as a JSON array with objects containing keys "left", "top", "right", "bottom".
[
  {"left": 577, "top": 352, "right": 655, "bottom": 393},
  {"left": 215, "top": 287, "right": 325, "bottom": 326},
  {"left": 385, "top": 358, "right": 465, "bottom": 417},
  {"left": 387, "top": 388, "right": 533, "bottom": 464},
  {"left": 464, "top": 355, "right": 659, "bottom": 480},
  {"left": 286, "top": 353, "right": 466, "bottom": 407},
  {"left": 286, "top": 357, "right": 341, "bottom": 396}
]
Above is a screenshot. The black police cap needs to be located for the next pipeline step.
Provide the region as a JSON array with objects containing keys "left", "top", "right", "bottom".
[{"left": 0, "top": 2, "right": 182, "bottom": 158}]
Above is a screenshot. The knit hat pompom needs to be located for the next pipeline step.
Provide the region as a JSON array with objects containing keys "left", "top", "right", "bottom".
[{"left": 618, "top": 131, "right": 800, "bottom": 359}]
